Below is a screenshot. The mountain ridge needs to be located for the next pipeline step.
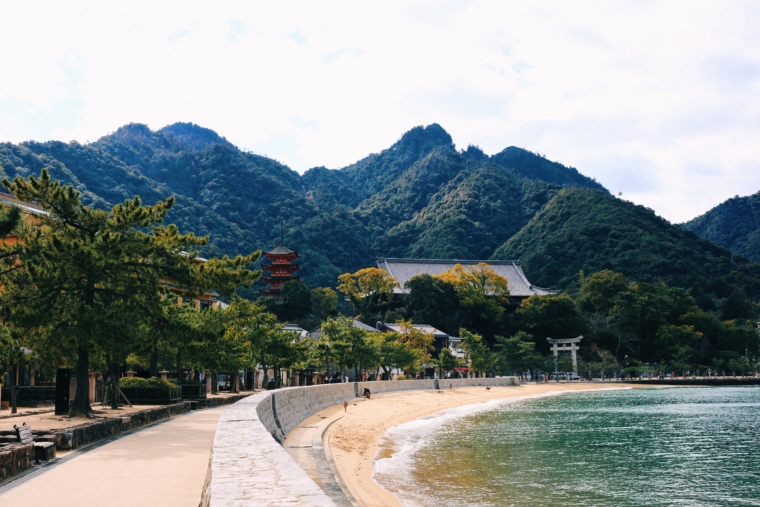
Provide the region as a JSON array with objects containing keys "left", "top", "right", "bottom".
[
  {"left": 682, "top": 191, "right": 760, "bottom": 263},
  {"left": 5, "top": 121, "right": 756, "bottom": 309}
]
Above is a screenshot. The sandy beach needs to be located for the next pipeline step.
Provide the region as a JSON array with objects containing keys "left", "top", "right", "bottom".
[{"left": 325, "top": 382, "right": 642, "bottom": 507}]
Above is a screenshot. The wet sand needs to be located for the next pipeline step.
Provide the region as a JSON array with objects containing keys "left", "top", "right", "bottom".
[{"left": 325, "top": 382, "right": 642, "bottom": 507}]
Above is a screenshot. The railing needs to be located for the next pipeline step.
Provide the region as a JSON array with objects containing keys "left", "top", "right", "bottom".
[
  {"left": 117, "top": 386, "right": 182, "bottom": 405},
  {"left": 1, "top": 386, "right": 56, "bottom": 407},
  {"left": 180, "top": 384, "right": 207, "bottom": 400}
]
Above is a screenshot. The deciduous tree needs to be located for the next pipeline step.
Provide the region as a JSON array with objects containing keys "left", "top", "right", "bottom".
[
  {"left": 311, "top": 287, "right": 339, "bottom": 320},
  {"left": 516, "top": 295, "right": 593, "bottom": 354},
  {"left": 338, "top": 268, "right": 398, "bottom": 323},
  {"left": 460, "top": 328, "right": 497, "bottom": 376}
]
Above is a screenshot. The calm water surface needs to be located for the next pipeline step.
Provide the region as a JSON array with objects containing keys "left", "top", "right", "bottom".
[{"left": 373, "top": 387, "right": 760, "bottom": 506}]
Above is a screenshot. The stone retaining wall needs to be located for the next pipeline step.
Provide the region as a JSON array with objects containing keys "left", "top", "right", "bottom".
[
  {"left": 52, "top": 401, "right": 193, "bottom": 450},
  {"left": 201, "top": 378, "right": 518, "bottom": 507},
  {"left": 0, "top": 442, "right": 33, "bottom": 479},
  {"left": 192, "top": 393, "right": 252, "bottom": 410}
]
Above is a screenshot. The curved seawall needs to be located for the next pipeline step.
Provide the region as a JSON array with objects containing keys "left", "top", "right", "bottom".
[{"left": 200, "top": 377, "right": 518, "bottom": 506}]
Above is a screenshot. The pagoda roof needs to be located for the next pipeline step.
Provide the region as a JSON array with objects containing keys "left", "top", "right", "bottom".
[
  {"left": 375, "top": 257, "right": 560, "bottom": 298},
  {"left": 265, "top": 244, "right": 298, "bottom": 256}
]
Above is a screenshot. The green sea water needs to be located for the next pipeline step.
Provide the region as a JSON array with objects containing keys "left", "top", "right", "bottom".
[{"left": 373, "top": 387, "right": 760, "bottom": 507}]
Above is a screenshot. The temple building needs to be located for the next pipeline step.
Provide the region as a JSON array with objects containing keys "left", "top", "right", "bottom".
[
  {"left": 261, "top": 230, "right": 300, "bottom": 299},
  {"left": 375, "top": 257, "right": 559, "bottom": 301}
]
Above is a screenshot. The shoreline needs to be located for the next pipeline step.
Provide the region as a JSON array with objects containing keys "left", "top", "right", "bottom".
[{"left": 324, "top": 382, "right": 644, "bottom": 507}]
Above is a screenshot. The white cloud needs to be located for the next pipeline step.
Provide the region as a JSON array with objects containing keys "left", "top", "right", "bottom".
[{"left": 1, "top": 0, "right": 759, "bottom": 222}]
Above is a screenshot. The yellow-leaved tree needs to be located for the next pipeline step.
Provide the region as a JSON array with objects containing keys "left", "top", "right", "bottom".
[
  {"left": 337, "top": 267, "right": 398, "bottom": 323},
  {"left": 434, "top": 263, "right": 510, "bottom": 305},
  {"left": 395, "top": 319, "right": 434, "bottom": 375},
  {"left": 433, "top": 263, "right": 510, "bottom": 336}
]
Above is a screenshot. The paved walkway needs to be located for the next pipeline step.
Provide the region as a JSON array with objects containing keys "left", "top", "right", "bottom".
[{"left": 0, "top": 406, "right": 226, "bottom": 507}]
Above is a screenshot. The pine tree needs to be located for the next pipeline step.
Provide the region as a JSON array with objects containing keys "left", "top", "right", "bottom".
[{"left": 0, "top": 170, "right": 260, "bottom": 416}]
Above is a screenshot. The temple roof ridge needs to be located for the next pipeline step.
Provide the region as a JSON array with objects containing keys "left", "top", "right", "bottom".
[{"left": 376, "top": 257, "right": 560, "bottom": 297}]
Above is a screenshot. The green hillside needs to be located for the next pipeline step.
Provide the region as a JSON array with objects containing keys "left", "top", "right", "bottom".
[
  {"left": 683, "top": 191, "right": 760, "bottom": 263},
  {"left": 0, "top": 122, "right": 600, "bottom": 290},
  {"left": 493, "top": 188, "right": 760, "bottom": 304}
]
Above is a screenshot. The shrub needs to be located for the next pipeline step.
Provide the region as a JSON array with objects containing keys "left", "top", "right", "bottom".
[{"left": 118, "top": 376, "right": 176, "bottom": 389}]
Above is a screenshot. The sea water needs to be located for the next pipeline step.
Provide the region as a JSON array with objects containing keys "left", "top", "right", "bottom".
[{"left": 373, "top": 387, "right": 760, "bottom": 506}]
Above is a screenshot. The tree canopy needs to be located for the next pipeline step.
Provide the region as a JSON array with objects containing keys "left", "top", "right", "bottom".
[{"left": 0, "top": 169, "right": 259, "bottom": 415}]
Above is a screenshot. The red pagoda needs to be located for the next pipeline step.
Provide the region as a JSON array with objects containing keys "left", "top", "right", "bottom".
[{"left": 260, "top": 223, "right": 300, "bottom": 299}]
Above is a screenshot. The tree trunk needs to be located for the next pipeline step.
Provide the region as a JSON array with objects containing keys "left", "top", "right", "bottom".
[
  {"left": 231, "top": 372, "right": 239, "bottom": 393},
  {"left": 211, "top": 371, "right": 218, "bottom": 394},
  {"left": 109, "top": 361, "right": 120, "bottom": 410},
  {"left": 176, "top": 350, "right": 182, "bottom": 384},
  {"left": 9, "top": 364, "right": 17, "bottom": 415},
  {"left": 70, "top": 344, "right": 91, "bottom": 417},
  {"left": 261, "top": 353, "right": 268, "bottom": 387},
  {"left": 149, "top": 338, "right": 158, "bottom": 377}
]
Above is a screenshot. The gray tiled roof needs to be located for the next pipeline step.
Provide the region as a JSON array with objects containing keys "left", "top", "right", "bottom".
[
  {"left": 376, "top": 258, "right": 559, "bottom": 297},
  {"left": 307, "top": 319, "right": 378, "bottom": 342},
  {"left": 379, "top": 323, "right": 448, "bottom": 338},
  {"left": 265, "top": 244, "right": 297, "bottom": 255}
]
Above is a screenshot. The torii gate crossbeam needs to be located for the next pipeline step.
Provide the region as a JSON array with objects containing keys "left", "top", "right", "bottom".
[{"left": 546, "top": 336, "right": 583, "bottom": 374}]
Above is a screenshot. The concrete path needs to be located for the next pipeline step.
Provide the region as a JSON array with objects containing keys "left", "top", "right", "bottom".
[{"left": 0, "top": 406, "right": 226, "bottom": 507}]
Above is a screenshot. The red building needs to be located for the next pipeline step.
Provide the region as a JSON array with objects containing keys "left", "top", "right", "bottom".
[{"left": 260, "top": 237, "right": 300, "bottom": 299}]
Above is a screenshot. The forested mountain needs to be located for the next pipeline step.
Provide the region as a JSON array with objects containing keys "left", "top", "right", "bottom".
[
  {"left": 682, "top": 191, "right": 760, "bottom": 263},
  {"left": 493, "top": 188, "right": 760, "bottom": 305},
  {"left": 0, "top": 122, "right": 603, "bottom": 289},
  {"left": 3, "top": 121, "right": 758, "bottom": 314}
]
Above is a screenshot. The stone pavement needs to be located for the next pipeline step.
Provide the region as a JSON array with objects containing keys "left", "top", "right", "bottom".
[{"left": 0, "top": 405, "right": 226, "bottom": 506}]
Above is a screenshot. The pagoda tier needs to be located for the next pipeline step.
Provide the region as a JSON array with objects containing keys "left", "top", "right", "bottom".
[
  {"left": 261, "top": 276, "right": 300, "bottom": 286},
  {"left": 260, "top": 232, "right": 300, "bottom": 299},
  {"left": 262, "top": 264, "right": 300, "bottom": 275}
]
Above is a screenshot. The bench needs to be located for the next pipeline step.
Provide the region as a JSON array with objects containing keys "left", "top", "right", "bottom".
[{"left": 14, "top": 422, "right": 56, "bottom": 463}]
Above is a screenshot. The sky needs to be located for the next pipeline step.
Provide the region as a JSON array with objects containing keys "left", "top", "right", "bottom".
[{"left": 1, "top": 1, "right": 759, "bottom": 223}]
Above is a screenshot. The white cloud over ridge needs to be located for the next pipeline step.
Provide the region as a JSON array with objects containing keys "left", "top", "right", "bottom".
[{"left": 1, "top": 1, "right": 759, "bottom": 223}]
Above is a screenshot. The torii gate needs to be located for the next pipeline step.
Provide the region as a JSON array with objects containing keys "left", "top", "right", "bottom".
[{"left": 546, "top": 336, "right": 583, "bottom": 374}]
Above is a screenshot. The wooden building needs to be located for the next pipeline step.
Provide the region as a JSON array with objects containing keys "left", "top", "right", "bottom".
[
  {"left": 260, "top": 236, "right": 300, "bottom": 299},
  {"left": 375, "top": 257, "right": 559, "bottom": 300}
]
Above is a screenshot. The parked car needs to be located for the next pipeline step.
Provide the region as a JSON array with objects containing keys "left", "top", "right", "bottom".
[
  {"left": 550, "top": 372, "right": 567, "bottom": 380},
  {"left": 568, "top": 373, "right": 581, "bottom": 381}
]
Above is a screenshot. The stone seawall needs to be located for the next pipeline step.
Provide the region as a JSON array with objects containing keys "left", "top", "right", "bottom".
[{"left": 201, "top": 377, "right": 518, "bottom": 507}]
